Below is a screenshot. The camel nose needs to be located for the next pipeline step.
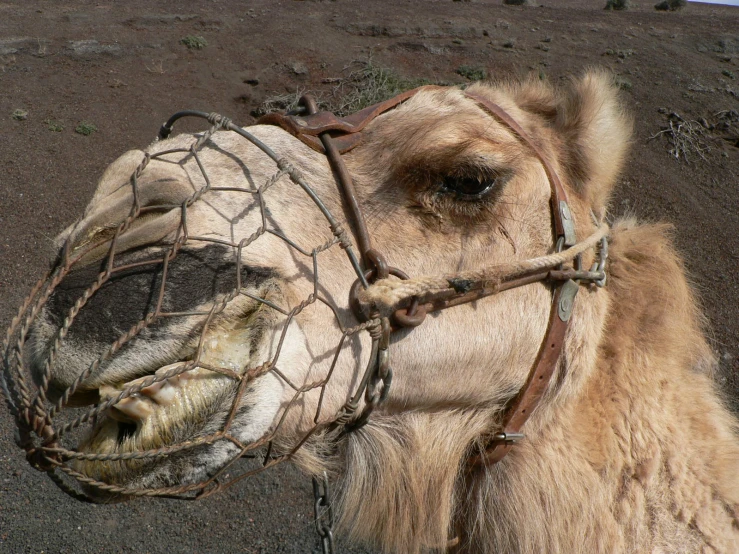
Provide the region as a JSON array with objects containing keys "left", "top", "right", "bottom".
[{"left": 30, "top": 241, "right": 274, "bottom": 395}]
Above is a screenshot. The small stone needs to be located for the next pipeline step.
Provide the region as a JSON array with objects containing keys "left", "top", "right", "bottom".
[
  {"left": 290, "top": 61, "right": 309, "bottom": 75},
  {"left": 503, "top": 39, "right": 515, "bottom": 48}
]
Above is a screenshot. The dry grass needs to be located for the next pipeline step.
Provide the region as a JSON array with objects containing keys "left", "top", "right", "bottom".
[
  {"left": 604, "top": 0, "right": 629, "bottom": 10},
  {"left": 654, "top": 0, "right": 686, "bottom": 11},
  {"left": 649, "top": 112, "right": 712, "bottom": 163},
  {"left": 254, "top": 59, "right": 435, "bottom": 118}
]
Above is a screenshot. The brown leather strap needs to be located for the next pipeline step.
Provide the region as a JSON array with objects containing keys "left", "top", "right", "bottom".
[
  {"left": 259, "top": 85, "right": 440, "bottom": 272},
  {"left": 461, "top": 92, "right": 578, "bottom": 467},
  {"left": 464, "top": 92, "right": 576, "bottom": 247},
  {"left": 257, "top": 85, "right": 441, "bottom": 155},
  {"left": 467, "top": 282, "right": 574, "bottom": 467}
]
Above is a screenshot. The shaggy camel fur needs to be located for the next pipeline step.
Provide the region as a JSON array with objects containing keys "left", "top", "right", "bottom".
[
  {"left": 330, "top": 220, "right": 739, "bottom": 553},
  {"left": 24, "top": 72, "right": 739, "bottom": 553}
]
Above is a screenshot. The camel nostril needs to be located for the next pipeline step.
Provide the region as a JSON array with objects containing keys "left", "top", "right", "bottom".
[{"left": 116, "top": 421, "right": 137, "bottom": 444}]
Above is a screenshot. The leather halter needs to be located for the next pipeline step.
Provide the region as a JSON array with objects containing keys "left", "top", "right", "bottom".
[{"left": 258, "top": 86, "right": 587, "bottom": 466}]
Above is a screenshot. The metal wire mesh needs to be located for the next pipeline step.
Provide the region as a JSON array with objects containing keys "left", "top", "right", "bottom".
[{"left": 1, "top": 111, "right": 389, "bottom": 502}]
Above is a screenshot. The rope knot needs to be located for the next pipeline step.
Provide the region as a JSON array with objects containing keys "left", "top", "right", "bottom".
[{"left": 367, "top": 323, "right": 383, "bottom": 340}]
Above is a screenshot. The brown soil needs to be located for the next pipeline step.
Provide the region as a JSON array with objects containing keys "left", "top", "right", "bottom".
[{"left": 0, "top": 1, "right": 737, "bottom": 552}]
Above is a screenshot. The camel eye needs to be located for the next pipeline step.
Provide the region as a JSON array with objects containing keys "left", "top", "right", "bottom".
[{"left": 440, "top": 175, "right": 497, "bottom": 200}]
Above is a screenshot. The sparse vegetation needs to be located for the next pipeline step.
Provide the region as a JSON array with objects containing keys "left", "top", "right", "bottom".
[
  {"left": 457, "top": 65, "right": 487, "bottom": 81},
  {"left": 11, "top": 109, "right": 28, "bottom": 121},
  {"left": 649, "top": 112, "right": 711, "bottom": 163},
  {"left": 604, "top": 0, "right": 629, "bottom": 10},
  {"left": 615, "top": 76, "right": 633, "bottom": 91},
  {"left": 180, "top": 35, "right": 207, "bottom": 50},
  {"left": 503, "top": 0, "right": 532, "bottom": 5},
  {"left": 655, "top": 0, "right": 686, "bottom": 11},
  {"left": 722, "top": 69, "right": 736, "bottom": 80},
  {"left": 254, "top": 59, "right": 435, "bottom": 118},
  {"left": 75, "top": 121, "right": 97, "bottom": 136},
  {"left": 45, "top": 119, "right": 63, "bottom": 132}
]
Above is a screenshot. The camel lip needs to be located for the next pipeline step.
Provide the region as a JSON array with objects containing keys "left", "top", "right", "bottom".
[{"left": 71, "top": 290, "right": 275, "bottom": 459}]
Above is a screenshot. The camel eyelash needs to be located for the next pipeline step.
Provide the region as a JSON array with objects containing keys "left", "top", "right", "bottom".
[{"left": 410, "top": 164, "right": 511, "bottom": 221}]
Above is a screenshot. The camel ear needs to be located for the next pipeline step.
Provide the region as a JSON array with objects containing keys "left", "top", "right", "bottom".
[
  {"left": 553, "top": 71, "right": 633, "bottom": 213},
  {"left": 515, "top": 71, "right": 632, "bottom": 213}
]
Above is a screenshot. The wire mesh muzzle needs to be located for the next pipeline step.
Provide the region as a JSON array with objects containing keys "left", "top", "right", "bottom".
[{"left": 0, "top": 112, "right": 389, "bottom": 501}]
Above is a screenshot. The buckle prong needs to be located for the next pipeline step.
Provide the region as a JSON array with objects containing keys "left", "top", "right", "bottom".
[{"left": 493, "top": 432, "right": 525, "bottom": 444}]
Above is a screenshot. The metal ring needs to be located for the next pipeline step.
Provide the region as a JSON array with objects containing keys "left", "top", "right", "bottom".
[
  {"left": 349, "top": 266, "right": 410, "bottom": 323},
  {"left": 365, "top": 249, "right": 390, "bottom": 281},
  {"left": 392, "top": 298, "right": 427, "bottom": 328}
]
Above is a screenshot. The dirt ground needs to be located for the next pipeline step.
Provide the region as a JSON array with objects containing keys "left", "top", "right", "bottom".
[{"left": 1, "top": 1, "right": 737, "bottom": 552}]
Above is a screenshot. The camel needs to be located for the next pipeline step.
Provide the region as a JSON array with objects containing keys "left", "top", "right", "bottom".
[{"left": 4, "top": 70, "right": 738, "bottom": 553}]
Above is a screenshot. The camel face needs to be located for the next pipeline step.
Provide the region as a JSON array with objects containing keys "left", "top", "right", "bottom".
[{"left": 24, "top": 73, "right": 629, "bottom": 494}]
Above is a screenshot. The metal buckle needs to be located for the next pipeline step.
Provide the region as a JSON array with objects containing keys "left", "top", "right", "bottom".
[
  {"left": 557, "top": 279, "right": 580, "bottom": 322},
  {"left": 559, "top": 201, "right": 577, "bottom": 247}
]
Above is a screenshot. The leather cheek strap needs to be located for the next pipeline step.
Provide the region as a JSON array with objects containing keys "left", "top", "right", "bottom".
[{"left": 466, "top": 283, "right": 572, "bottom": 467}]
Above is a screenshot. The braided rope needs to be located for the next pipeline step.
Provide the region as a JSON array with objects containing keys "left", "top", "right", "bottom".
[{"left": 358, "top": 224, "right": 609, "bottom": 311}]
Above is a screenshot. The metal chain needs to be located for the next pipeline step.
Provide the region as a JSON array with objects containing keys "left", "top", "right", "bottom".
[{"left": 312, "top": 471, "right": 335, "bottom": 554}]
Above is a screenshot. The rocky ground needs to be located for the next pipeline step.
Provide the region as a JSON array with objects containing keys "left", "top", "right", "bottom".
[{"left": 1, "top": 0, "right": 737, "bottom": 552}]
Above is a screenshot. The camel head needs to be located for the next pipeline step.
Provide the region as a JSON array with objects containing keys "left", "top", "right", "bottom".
[{"left": 12, "top": 70, "right": 631, "bottom": 547}]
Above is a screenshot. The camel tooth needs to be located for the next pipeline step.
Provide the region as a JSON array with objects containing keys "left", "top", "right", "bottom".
[
  {"left": 113, "top": 394, "right": 154, "bottom": 420},
  {"left": 141, "top": 379, "right": 177, "bottom": 406},
  {"left": 105, "top": 407, "right": 137, "bottom": 424}
]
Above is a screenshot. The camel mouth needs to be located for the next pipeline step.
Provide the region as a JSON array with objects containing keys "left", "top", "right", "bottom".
[
  {"left": 83, "top": 300, "right": 268, "bottom": 444},
  {"left": 55, "top": 284, "right": 284, "bottom": 489}
]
